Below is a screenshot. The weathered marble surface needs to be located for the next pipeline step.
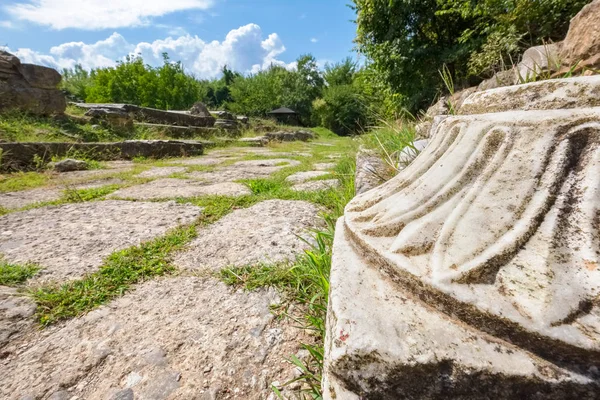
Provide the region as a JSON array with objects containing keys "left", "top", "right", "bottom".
[{"left": 325, "top": 76, "right": 600, "bottom": 398}]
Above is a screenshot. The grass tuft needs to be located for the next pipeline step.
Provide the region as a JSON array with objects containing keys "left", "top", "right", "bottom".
[
  {"left": 31, "top": 225, "right": 196, "bottom": 326},
  {"left": 221, "top": 216, "right": 335, "bottom": 397},
  {"left": 0, "top": 259, "right": 41, "bottom": 286}
]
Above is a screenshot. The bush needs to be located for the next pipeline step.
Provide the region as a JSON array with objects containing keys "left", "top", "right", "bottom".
[{"left": 313, "top": 84, "right": 368, "bottom": 136}]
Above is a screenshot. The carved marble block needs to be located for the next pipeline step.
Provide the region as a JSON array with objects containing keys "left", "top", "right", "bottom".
[{"left": 324, "top": 76, "right": 600, "bottom": 399}]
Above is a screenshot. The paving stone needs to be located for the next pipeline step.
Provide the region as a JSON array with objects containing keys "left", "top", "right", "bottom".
[
  {"left": 313, "top": 162, "right": 336, "bottom": 170},
  {"left": 0, "top": 201, "right": 202, "bottom": 283},
  {"left": 188, "top": 159, "right": 300, "bottom": 182},
  {"left": 109, "top": 179, "right": 250, "bottom": 200},
  {"left": 0, "top": 277, "right": 306, "bottom": 400},
  {"left": 285, "top": 170, "right": 330, "bottom": 184},
  {"left": 291, "top": 179, "right": 339, "bottom": 192},
  {"left": 136, "top": 167, "right": 187, "bottom": 178},
  {"left": 175, "top": 200, "right": 321, "bottom": 270},
  {"left": 0, "top": 187, "right": 62, "bottom": 210}
]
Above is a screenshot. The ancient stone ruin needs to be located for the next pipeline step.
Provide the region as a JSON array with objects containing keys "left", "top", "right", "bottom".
[
  {"left": 0, "top": 50, "right": 66, "bottom": 115},
  {"left": 323, "top": 75, "right": 600, "bottom": 398}
]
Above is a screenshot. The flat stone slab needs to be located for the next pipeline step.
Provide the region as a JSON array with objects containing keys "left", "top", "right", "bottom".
[
  {"left": 285, "top": 170, "right": 330, "bottom": 184},
  {"left": 109, "top": 179, "right": 251, "bottom": 200},
  {"left": 313, "top": 162, "right": 336, "bottom": 170},
  {"left": 175, "top": 200, "right": 321, "bottom": 270},
  {"left": 291, "top": 179, "right": 339, "bottom": 192},
  {"left": 136, "top": 167, "right": 187, "bottom": 178},
  {"left": 0, "top": 285, "right": 36, "bottom": 351},
  {"left": 168, "top": 157, "right": 231, "bottom": 166},
  {"left": 0, "top": 276, "right": 307, "bottom": 399},
  {"left": 0, "top": 187, "right": 62, "bottom": 210},
  {"left": 0, "top": 179, "right": 126, "bottom": 210},
  {"left": 188, "top": 158, "right": 300, "bottom": 182},
  {"left": 0, "top": 201, "right": 202, "bottom": 283}
]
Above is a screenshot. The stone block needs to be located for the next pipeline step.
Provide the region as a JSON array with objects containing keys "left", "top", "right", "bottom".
[{"left": 325, "top": 76, "right": 600, "bottom": 397}]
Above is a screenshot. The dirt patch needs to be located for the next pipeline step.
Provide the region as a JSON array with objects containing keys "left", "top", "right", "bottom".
[
  {"left": 175, "top": 200, "right": 321, "bottom": 270},
  {"left": 0, "top": 276, "right": 307, "bottom": 400},
  {"left": 291, "top": 179, "right": 339, "bottom": 192},
  {"left": 0, "top": 201, "right": 202, "bottom": 283},
  {"left": 285, "top": 170, "right": 330, "bottom": 184},
  {"left": 110, "top": 179, "right": 251, "bottom": 200},
  {"left": 136, "top": 167, "right": 187, "bottom": 178}
]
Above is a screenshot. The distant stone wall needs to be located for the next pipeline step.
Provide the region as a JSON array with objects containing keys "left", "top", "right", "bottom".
[
  {"left": 0, "top": 140, "right": 205, "bottom": 171},
  {"left": 0, "top": 51, "right": 66, "bottom": 115},
  {"left": 74, "top": 103, "right": 216, "bottom": 128}
]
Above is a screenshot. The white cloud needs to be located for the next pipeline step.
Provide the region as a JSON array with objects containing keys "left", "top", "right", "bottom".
[
  {"left": 4, "top": 0, "right": 215, "bottom": 30},
  {"left": 0, "top": 20, "right": 15, "bottom": 29},
  {"left": 7, "top": 24, "right": 294, "bottom": 78},
  {"left": 310, "top": 38, "right": 318, "bottom": 43}
]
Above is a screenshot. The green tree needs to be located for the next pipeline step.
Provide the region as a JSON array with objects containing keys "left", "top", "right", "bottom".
[{"left": 352, "top": 0, "right": 589, "bottom": 112}]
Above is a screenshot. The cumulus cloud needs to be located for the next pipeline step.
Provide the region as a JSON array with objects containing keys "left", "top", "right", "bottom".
[
  {"left": 4, "top": 0, "right": 214, "bottom": 30},
  {"left": 7, "top": 24, "right": 294, "bottom": 78},
  {"left": 310, "top": 38, "right": 318, "bottom": 43}
]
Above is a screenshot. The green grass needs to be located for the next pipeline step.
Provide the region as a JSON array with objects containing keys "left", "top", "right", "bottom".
[
  {"left": 216, "top": 147, "right": 356, "bottom": 398},
  {"left": 31, "top": 225, "right": 197, "bottom": 326},
  {"left": 61, "top": 184, "right": 121, "bottom": 203},
  {"left": 0, "top": 171, "right": 49, "bottom": 193},
  {"left": 221, "top": 217, "right": 336, "bottom": 398},
  {"left": 0, "top": 259, "right": 41, "bottom": 286}
]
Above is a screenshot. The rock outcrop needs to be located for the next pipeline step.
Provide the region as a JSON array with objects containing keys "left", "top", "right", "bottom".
[
  {"left": 324, "top": 75, "right": 600, "bottom": 398},
  {"left": 561, "top": 0, "right": 600, "bottom": 71},
  {"left": 0, "top": 51, "right": 66, "bottom": 115}
]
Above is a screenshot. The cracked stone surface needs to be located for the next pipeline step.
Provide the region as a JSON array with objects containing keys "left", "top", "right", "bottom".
[
  {"left": 109, "top": 179, "right": 251, "bottom": 200},
  {"left": 0, "top": 201, "right": 202, "bottom": 283},
  {"left": 0, "top": 276, "right": 308, "bottom": 400},
  {"left": 175, "top": 200, "right": 321, "bottom": 270},
  {"left": 285, "top": 170, "right": 330, "bottom": 184},
  {"left": 291, "top": 179, "right": 339, "bottom": 192},
  {"left": 136, "top": 167, "right": 187, "bottom": 178}
]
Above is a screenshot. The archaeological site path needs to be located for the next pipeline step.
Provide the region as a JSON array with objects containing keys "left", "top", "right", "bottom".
[{"left": 0, "top": 136, "right": 355, "bottom": 400}]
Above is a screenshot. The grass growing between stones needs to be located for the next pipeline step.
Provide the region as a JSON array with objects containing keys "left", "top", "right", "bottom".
[
  {"left": 31, "top": 225, "right": 197, "bottom": 326},
  {"left": 0, "top": 259, "right": 41, "bottom": 286},
  {"left": 219, "top": 149, "right": 356, "bottom": 398}
]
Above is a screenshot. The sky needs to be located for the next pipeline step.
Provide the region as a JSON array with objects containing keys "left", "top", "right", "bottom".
[{"left": 0, "top": 0, "right": 358, "bottom": 79}]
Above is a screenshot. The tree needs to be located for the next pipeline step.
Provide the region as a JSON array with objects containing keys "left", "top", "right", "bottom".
[{"left": 352, "top": 0, "right": 589, "bottom": 112}]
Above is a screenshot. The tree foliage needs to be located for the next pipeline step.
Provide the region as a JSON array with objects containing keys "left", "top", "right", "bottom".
[{"left": 352, "top": 0, "right": 589, "bottom": 112}]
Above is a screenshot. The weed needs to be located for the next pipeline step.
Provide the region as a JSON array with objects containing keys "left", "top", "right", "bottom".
[
  {"left": 31, "top": 225, "right": 197, "bottom": 326},
  {"left": 0, "top": 171, "right": 49, "bottom": 193},
  {"left": 0, "top": 259, "right": 41, "bottom": 286}
]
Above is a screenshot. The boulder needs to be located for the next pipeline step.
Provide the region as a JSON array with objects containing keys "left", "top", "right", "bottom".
[
  {"left": 0, "top": 51, "right": 65, "bottom": 115},
  {"left": 324, "top": 76, "right": 600, "bottom": 398},
  {"left": 189, "top": 101, "right": 211, "bottom": 117},
  {"left": 561, "top": 0, "right": 600, "bottom": 68},
  {"left": 50, "top": 158, "right": 88, "bottom": 172},
  {"left": 516, "top": 43, "right": 562, "bottom": 80}
]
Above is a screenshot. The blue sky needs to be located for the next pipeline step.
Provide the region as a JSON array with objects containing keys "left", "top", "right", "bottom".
[{"left": 0, "top": 0, "right": 358, "bottom": 79}]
